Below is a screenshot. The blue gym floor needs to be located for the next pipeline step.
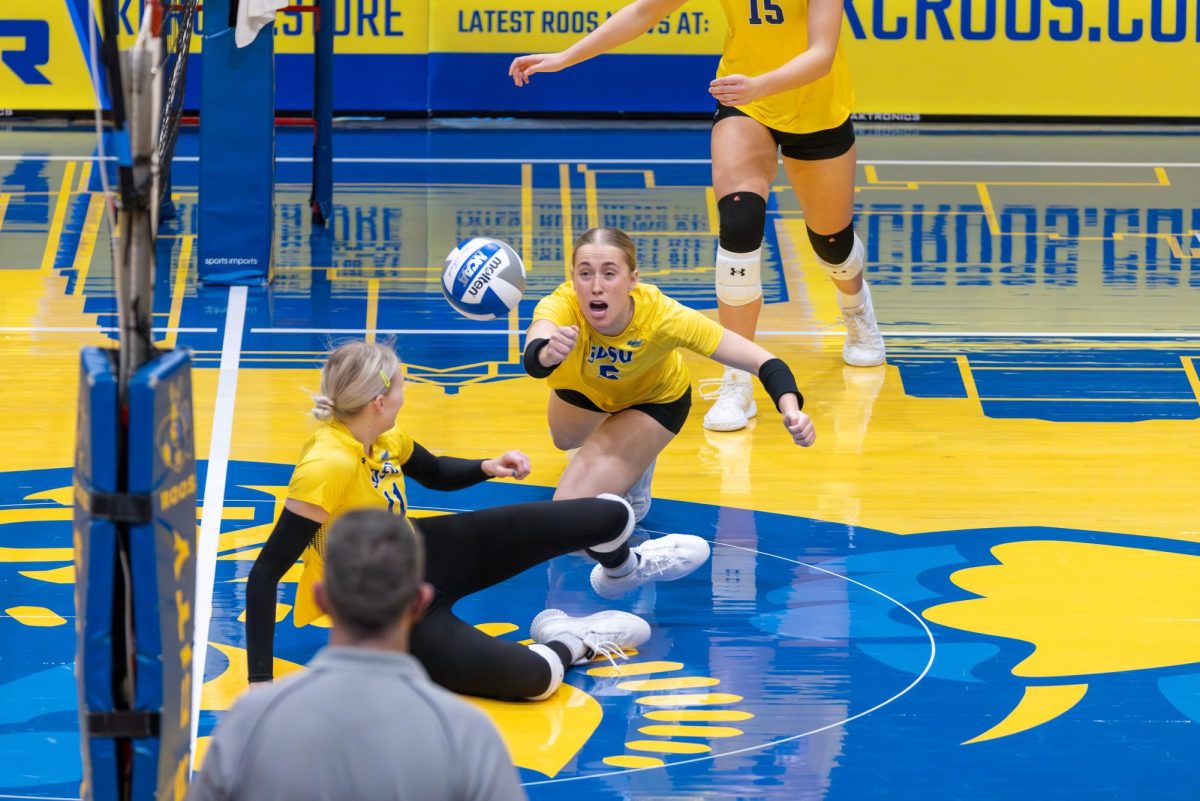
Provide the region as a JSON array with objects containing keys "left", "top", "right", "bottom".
[{"left": 1, "top": 119, "right": 1199, "bottom": 800}]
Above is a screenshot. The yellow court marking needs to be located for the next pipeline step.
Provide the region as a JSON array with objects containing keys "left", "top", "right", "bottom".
[
  {"left": 19, "top": 566, "right": 75, "bottom": 584},
  {"left": 76, "top": 161, "right": 92, "bottom": 192},
  {"left": 217, "top": 548, "right": 261, "bottom": 561},
  {"left": 963, "top": 684, "right": 1088, "bottom": 745},
  {"left": 976, "top": 183, "right": 1000, "bottom": 235},
  {"left": 865, "top": 164, "right": 1171, "bottom": 189},
  {"left": 587, "top": 660, "right": 683, "bottom": 678},
  {"left": 638, "top": 724, "right": 744, "bottom": 738},
  {"left": 40, "top": 162, "right": 77, "bottom": 273},
  {"left": 0, "top": 547, "right": 72, "bottom": 562},
  {"left": 511, "top": 162, "right": 534, "bottom": 362},
  {"left": 603, "top": 755, "right": 665, "bottom": 769},
  {"left": 157, "top": 235, "right": 193, "bottom": 348},
  {"left": 71, "top": 193, "right": 107, "bottom": 295},
  {"left": 475, "top": 622, "right": 519, "bottom": 637},
  {"left": 6, "top": 606, "right": 68, "bottom": 626},
  {"left": 626, "top": 740, "right": 711, "bottom": 755},
  {"left": 365, "top": 278, "right": 380, "bottom": 344},
  {"left": 559, "top": 163, "right": 574, "bottom": 281},
  {"left": 1181, "top": 357, "right": 1200, "bottom": 405},
  {"left": 957, "top": 355, "right": 980, "bottom": 403},
  {"left": 579, "top": 163, "right": 599, "bottom": 229},
  {"left": 236, "top": 603, "right": 291, "bottom": 624},
  {"left": 617, "top": 676, "right": 720, "bottom": 691},
  {"left": 643, "top": 709, "right": 754, "bottom": 722},
  {"left": 636, "top": 693, "right": 744, "bottom": 707},
  {"left": 0, "top": 194, "right": 9, "bottom": 234}
]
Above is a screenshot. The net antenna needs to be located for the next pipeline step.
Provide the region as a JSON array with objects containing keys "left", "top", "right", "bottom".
[{"left": 95, "top": 0, "right": 198, "bottom": 396}]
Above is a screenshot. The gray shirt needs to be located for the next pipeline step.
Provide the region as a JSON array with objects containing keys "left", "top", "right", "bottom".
[{"left": 188, "top": 646, "right": 527, "bottom": 801}]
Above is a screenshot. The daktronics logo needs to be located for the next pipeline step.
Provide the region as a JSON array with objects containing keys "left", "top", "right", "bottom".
[
  {"left": 844, "top": 0, "right": 1200, "bottom": 43},
  {"left": 0, "top": 20, "right": 51, "bottom": 84}
]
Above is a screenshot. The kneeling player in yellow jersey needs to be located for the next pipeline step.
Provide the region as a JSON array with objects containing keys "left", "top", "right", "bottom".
[
  {"left": 511, "top": 0, "right": 884, "bottom": 434},
  {"left": 523, "top": 228, "right": 815, "bottom": 597},
  {"left": 246, "top": 341, "right": 713, "bottom": 702}
]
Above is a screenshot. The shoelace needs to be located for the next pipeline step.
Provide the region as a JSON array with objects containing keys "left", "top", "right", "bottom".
[
  {"left": 698, "top": 378, "right": 751, "bottom": 402},
  {"left": 586, "top": 639, "right": 631, "bottom": 672},
  {"left": 841, "top": 304, "right": 883, "bottom": 344},
  {"left": 633, "top": 544, "right": 677, "bottom": 578}
]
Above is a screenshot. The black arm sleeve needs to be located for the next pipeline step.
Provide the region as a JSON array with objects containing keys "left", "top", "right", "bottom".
[
  {"left": 402, "top": 441, "right": 490, "bottom": 490},
  {"left": 522, "top": 337, "right": 558, "bottom": 379},
  {"left": 758, "top": 358, "right": 804, "bottom": 412},
  {"left": 245, "top": 508, "right": 321, "bottom": 683}
]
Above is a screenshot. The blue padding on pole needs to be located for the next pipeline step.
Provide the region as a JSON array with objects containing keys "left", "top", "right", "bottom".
[
  {"left": 127, "top": 349, "right": 196, "bottom": 800},
  {"left": 310, "top": 0, "right": 333, "bottom": 226},
  {"left": 198, "top": 0, "right": 274, "bottom": 286},
  {"left": 74, "top": 347, "right": 122, "bottom": 801}
]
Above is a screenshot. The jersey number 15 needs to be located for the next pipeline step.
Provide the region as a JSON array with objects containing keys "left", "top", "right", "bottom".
[{"left": 748, "top": 0, "right": 784, "bottom": 24}]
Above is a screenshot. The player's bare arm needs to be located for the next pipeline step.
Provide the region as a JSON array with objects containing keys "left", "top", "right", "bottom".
[{"left": 510, "top": 0, "right": 690, "bottom": 86}]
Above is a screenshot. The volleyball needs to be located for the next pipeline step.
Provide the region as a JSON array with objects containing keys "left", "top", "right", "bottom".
[{"left": 441, "top": 237, "right": 526, "bottom": 321}]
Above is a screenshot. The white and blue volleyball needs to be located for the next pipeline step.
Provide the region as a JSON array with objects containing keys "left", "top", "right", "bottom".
[{"left": 441, "top": 237, "right": 526, "bottom": 321}]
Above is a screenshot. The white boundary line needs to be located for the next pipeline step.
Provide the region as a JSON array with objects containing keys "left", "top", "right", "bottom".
[
  {"left": 0, "top": 327, "right": 217, "bottom": 333},
  {"left": 522, "top": 535, "right": 937, "bottom": 787},
  {"left": 387, "top": 504, "right": 937, "bottom": 787},
  {"left": 248, "top": 326, "right": 1200, "bottom": 339},
  {"left": 4, "top": 154, "right": 1200, "bottom": 168},
  {"left": 190, "top": 286, "right": 247, "bottom": 766}
]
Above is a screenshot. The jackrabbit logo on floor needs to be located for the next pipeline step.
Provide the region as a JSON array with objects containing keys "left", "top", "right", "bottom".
[{"left": 3, "top": 464, "right": 1200, "bottom": 792}]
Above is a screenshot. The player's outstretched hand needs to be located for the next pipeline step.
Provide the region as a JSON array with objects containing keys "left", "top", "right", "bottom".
[
  {"left": 484, "top": 451, "right": 532, "bottom": 480},
  {"left": 783, "top": 410, "right": 816, "bottom": 447},
  {"left": 509, "top": 53, "right": 568, "bottom": 87},
  {"left": 541, "top": 325, "right": 579, "bottom": 367}
]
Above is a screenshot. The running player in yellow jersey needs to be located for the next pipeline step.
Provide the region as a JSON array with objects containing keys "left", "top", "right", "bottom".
[
  {"left": 510, "top": 0, "right": 885, "bottom": 433},
  {"left": 524, "top": 228, "right": 815, "bottom": 576},
  {"left": 245, "top": 341, "right": 713, "bottom": 701}
]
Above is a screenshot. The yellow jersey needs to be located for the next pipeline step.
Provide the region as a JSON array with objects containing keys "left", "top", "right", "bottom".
[
  {"left": 532, "top": 282, "right": 724, "bottom": 411},
  {"left": 715, "top": 0, "right": 854, "bottom": 134},
  {"left": 287, "top": 419, "right": 415, "bottom": 625}
]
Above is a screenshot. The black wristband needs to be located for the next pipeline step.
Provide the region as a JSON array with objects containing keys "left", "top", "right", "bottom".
[
  {"left": 523, "top": 337, "right": 558, "bottom": 378},
  {"left": 758, "top": 358, "right": 803, "bottom": 412}
]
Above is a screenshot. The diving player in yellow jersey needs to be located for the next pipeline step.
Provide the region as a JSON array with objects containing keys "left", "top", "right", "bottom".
[
  {"left": 511, "top": 0, "right": 885, "bottom": 433},
  {"left": 524, "top": 228, "right": 815, "bottom": 545},
  {"left": 245, "top": 340, "right": 721, "bottom": 701}
]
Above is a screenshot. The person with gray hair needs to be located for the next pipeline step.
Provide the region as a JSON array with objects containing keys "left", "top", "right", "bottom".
[{"left": 189, "top": 510, "right": 528, "bottom": 801}]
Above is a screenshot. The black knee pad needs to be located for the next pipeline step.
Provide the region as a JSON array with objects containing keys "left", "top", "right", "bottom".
[
  {"left": 806, "top": 222, "right": 856, "bottom": 264},
  {"left": 718, "top": 192, "right": 767, "bottom": 253}
]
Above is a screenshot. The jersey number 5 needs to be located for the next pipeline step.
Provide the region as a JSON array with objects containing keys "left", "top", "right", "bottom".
[
  {"left": 598, "top": 364, "right": 620, "bottom": 380},
  {"left": 748, "top": 0, "right": 784, "bottom": 24}
]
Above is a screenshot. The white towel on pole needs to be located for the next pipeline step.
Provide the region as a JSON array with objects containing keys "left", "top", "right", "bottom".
[{"left": 235, "top": 0, "right": 291, "bottom": 48}]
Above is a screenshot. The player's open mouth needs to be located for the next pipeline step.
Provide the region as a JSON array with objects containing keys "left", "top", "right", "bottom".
[{"left": 588, "top": 300, "right": 609, "bottom": 317}]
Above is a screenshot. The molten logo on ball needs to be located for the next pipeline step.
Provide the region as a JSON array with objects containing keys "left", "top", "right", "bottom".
[{"left": 442, "top": 237, "right": 527, "bottom": 321}]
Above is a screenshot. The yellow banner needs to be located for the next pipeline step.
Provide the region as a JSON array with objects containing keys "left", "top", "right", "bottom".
[
  {"left": 844, "top": 0, "right": 1199, "bottom": 116},
  {"left": 429, "top": 0, "right": 725, "bottom": 54},
  {"left": 273, "top": 0, "right": 428, "bottom": 55},
  {"left": 0, "top": 0, "right": 95, "bottom": 110}
]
